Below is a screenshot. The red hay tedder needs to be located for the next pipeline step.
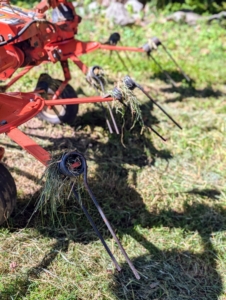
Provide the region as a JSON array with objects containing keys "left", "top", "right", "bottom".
[{"left": 0, "top": 0, "right": 186, "bottom": 278}]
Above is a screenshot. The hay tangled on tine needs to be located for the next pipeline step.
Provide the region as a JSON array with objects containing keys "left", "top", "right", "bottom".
[
  {"left": 34, "top": 153, "right": 82, "bottom": 227},
  {"left": 109, "top": 79, "right": 145, "bottom": 132},
  {"left": 86, "top": 68, "right": 146, "bottom": 134}
]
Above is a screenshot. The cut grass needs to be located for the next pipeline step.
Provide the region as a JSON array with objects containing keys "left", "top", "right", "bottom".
[{"left": 0, "top": 8, "right": 226, "bottom": 300}]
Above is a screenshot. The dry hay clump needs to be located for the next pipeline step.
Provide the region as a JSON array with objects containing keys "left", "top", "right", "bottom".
[
  {"left": 33, "top": 152, "right": 83, "bottom": 229},
  {"left": 109, "top": 79, "right": 148, "bottom": 140}
]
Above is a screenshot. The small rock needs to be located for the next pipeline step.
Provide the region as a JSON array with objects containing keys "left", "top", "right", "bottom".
[
  {"left": 125, "top": 0, "right": 144, "bottom": 14},
  {"left": 76, "top": 7, "right": 85, "bottom": 17},
  {"left": 101, "top": 0, "right": 112, "bottom": 7},
  {"left": 88, "top": 1, "right": 99, "bottom": 12},
  {"left": 106, "top": 3, "right": 135, "bottom": 26}
]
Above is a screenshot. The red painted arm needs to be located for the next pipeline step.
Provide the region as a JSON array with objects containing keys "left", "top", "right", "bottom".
[{"left": 35, "top": 0, "right": 75, "bottom": 14}]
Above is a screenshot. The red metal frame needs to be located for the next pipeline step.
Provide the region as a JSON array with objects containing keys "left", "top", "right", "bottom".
[
  {"left": 7, "top": 128, "right": 51, "bottom": 165},
  {"left": 0, "top": 92, "right": 113, "bottom": 165},
  {"left": 0, "top": 0, "right": 145, "bottom": 165}
]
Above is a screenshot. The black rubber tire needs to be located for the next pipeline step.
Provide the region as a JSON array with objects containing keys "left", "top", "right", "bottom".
[
  {"left": 36, "top": 73, "right": 79, "bottom": 125},
  {"left": 0, "top": 163, "right": 17, "bottom": 225}
]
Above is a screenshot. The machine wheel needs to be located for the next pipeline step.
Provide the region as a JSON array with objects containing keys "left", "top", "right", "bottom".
[
  {"left": 36, "top": 73, "right": 79, "bottom": 125},
  {"left": 0, "top": 163, "right": 17, "bottom": 225}
]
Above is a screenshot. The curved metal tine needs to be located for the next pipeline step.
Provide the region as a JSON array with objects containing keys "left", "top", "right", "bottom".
[
  {"left": 149, "top": 53, "right": 177, "bottom": 87},
  {"left": 106, "top": 116, "right": 114, "bottom": 134},
  {"left": 105, "top": 34, "right": 131, "bottom": 70},
  {"left": 119, "top": 41, "right": 135, "bottom": 69},
  {"left": 52, "top": 106, "right": 60, "bottom": 116},
  {"left": 124, "top": 52, "right": 135, "bottom": 69},
  {"left": 93, "top": 73, "right": 120, "bottom": 135},
  {"left": 136, "top": 83, "right": 182, "bottom": 130},
  {"left": 149, "top": 126, "right": 167, "bottom": 141},
  {"left": 88, "top": 75, "right": 114, "bottom": 134},
  {"left": 106, "top": 102, "right": 120, "bottom": 134},
  {"left": 161, "top": 43, "right": 190, "bottom": 83},
  {"left": 115, "top": 51, "right": 130, "bottom": 73},
  {"left": 72, "top": 187, "right": 122, "bottom": 272},
  {"left": 81, "top": 159, "right": 140, "bottom": 280},
  {"left": 98, "top": 101, "right": 114, "bottom": 134}
]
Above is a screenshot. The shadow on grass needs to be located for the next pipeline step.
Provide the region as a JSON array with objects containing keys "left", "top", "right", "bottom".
[
  {"left": 111, "top": 200, "right": 225, "bottom": 299},
  {"left": 0, "top": 104, "right": 224, "bottom": 299},
  {"left": 1, "top": 194, "right": 224, "bottom": 299},
  {"left": 150, "top": 70, "right": 193, "bottom": 84},
  {"left": 156, "top": 188, "right": 221, "bottom": 202},
  {"left": 111, "top": 249, "right": 221, "bottom": 300},
  {"left": 3, "top": 183, "right": 223, "bottom": 299},
  {"left": 1, "top": 166, "right": 224, "bottom": 299},
  {"left": 150, "top": 70, "right": 224, "bottom": 103},
  {"left": 162, "top": 85, "right": 224, "bottom": 103},
  {"left": 187, "top": 188, "right": 221, "bottom": 200}
]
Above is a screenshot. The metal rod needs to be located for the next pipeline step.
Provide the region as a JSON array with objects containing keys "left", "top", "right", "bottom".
[
  {"left": 137, "top": 85, "right": 182, "bottom": 130},
  {"left": 44, "top": 96, "right": 113, "bottom": 106},
  {"left": 106, "top": 117, "right": 114, "bottom": 134},
  {"left": 118, "top": 42, "right": 136, "bottom": 70},
  {"left": 161, "top": 43, "right": 190, "bottom": 82},
  {"left": 3, "top": 66, "right": 34, "bottom": 91},
  {"left": 149, "top": 53, "right": 177, "bottom": 87},
  {"left": 72, "top": 187, "right": 121, "bottom": 272},
  {"left": 124, "top": 51, "right": 136, "bottom": 69},
  {"left": 106, "top": 102, "right": 120, "bottom": 134},
  {"left": 149, "top": 127, "right": 167, "bottom": 141},
  {"left": 99, "top": 44, "right": 144, "bottom": 53},
  {"left": 115, "top": 51, "right": 130, "bottom": 73},
  {"left": 82, "top": 161, "right": 140, "bottom": 280},
  {"left": 92, "top": 73, "right": 120, "bottom": 134},
  {"left": 92, "top": 85, "right": 114, "bottom": 134}
]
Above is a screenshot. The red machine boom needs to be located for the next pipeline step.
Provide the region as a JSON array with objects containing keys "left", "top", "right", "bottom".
[{"left": 0, "top": 0, "right": 149, "bottom": 165}]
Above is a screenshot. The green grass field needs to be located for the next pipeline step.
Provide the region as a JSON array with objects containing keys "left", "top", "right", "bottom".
[{"left": 0, "top": 6, "right": 226, "bottom": 300}]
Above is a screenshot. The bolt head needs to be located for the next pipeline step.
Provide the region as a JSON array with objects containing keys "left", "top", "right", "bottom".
[{"left": 0, "top": 120, "right": 7, "bottom": 125}]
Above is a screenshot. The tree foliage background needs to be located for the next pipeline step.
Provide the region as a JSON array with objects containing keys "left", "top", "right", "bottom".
[{"left": 153, "top": 0, "right": 226, "bottom": 13}]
